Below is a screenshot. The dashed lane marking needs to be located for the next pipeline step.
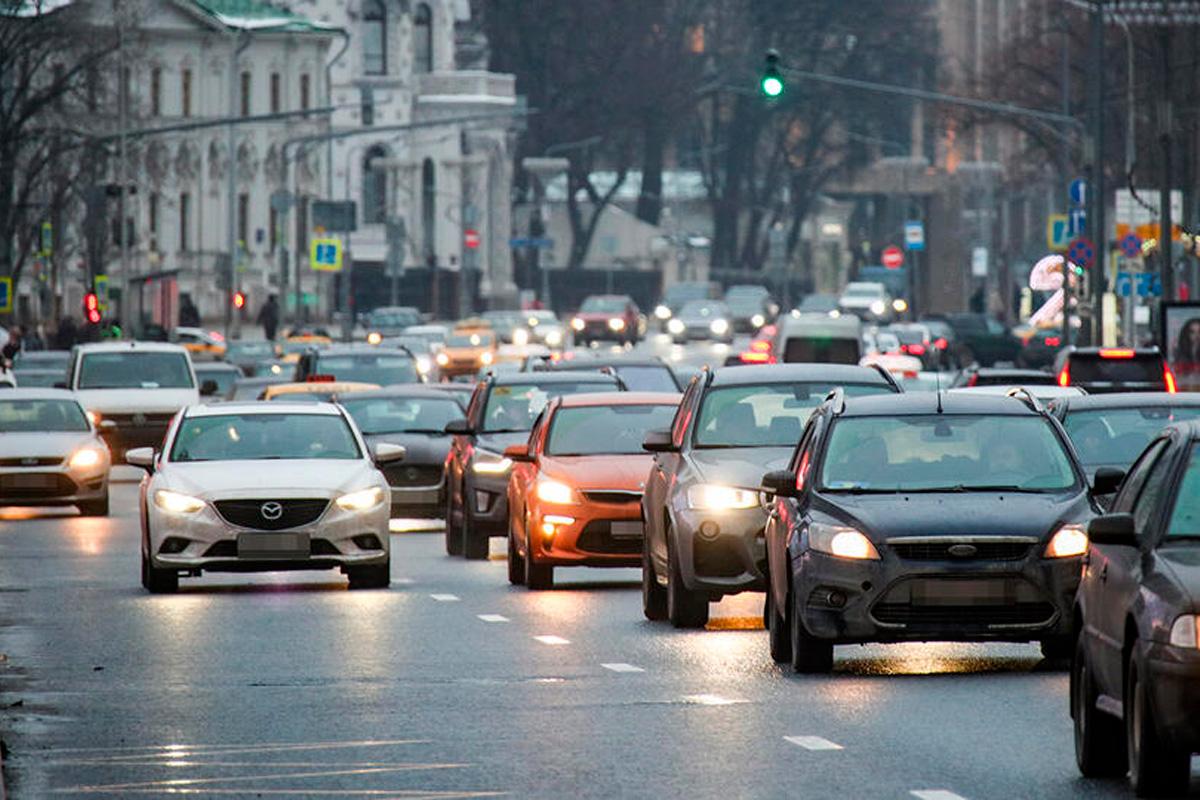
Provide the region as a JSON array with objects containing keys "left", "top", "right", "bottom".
[
  {"left": 911, "top": 791, "right": 969, "bottom": 800},
  {"left": 784, "top": 736, "right": 843, "bottom": 751},
  {"left": 532, "top": 635, "right": 570, "bottom": 646},
  {"left": 429, "top": 594, "right": 460, "bottom": 602},
  {"left": 477, "top": 614, "right": 510, "bottom": 623},
  {"left": 601, "top": 663, "right": 644, "bottom": 673},
  {"left": 680, "top": 694, "right": 742, "bottom": 706}
]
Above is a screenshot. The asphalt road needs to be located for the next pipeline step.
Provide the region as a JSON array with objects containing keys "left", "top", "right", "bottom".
[{"left": 0, "top": 334, "right": 1161, "bottom": 799}]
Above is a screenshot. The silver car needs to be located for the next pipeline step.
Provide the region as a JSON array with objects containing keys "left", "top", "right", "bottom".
[
  {"left": 0, "top": 389, "right": 111, "bottom": 515},
  {"left": 130, "top": 402, "right": 403, "bottom": 593}
]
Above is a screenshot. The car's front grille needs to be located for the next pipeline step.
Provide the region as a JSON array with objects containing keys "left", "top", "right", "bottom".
[
  {"left": 383, "top": 464, "right": 443, "bottom": 487},
  {"left": 213, "top": 499, "right": 329, "bottom": 531},
  {"left": 872, "top": 602, "right": 1057, "bottom": 628},
  {"left": 581, "top": 490, "right": 642, "bottom": 505},
  {"left": 889, "top": 540, "right": 1033, "bottom": 561},
  {"left": 0, "top": 457, "right": 62, "bottom": 467},
  {"left": 0, "top": 473, "right": 75, "bottom": 498},
  {"left": 576, "top": 521, "right": 641, "bottom": 554},
  {"left": 103, "top": 413, "right": 176, "bottom": 428},
  {"left": 202, "top": 538, "right": 341, "bottom": 557}
]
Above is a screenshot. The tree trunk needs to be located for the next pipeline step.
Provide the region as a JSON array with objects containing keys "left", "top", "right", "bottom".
[{"left": 635, "top": 112, "right": 665, "bottom": 226}]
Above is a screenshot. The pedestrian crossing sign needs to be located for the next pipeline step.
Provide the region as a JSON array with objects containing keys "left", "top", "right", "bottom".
[{"left": 310, "top": 237, "right": 343, "bottom": 272}]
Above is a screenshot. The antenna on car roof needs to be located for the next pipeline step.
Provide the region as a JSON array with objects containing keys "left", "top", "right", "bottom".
[{"left": 935, "top": 371, "right": 943, "bottom": 414}]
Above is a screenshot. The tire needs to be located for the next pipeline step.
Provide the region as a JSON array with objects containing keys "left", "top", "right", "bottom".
[
  {"left": 641, "top": 534, "right": 667, "bottom": 621},
  {"left": 140, "top": 551, "right": 178, "bottom": 594},
  {"left": 1041, "top": 635, "right": 1074, "bottom": 663},
  {"left": 524, "top": 533, "right": 553, "bottom": 589},
  {"left": 666, "top": 533, "right": 708, "bottom": 629},
  {"left": 462, "top": 506, "right": 489, "bottom": 560},
  {"left": 444, "top": 483, "right": 463, "bottom": 556},
  {"left": 347, "top": 559, "right": 390, "bottom": 590},
  {"left": 1073, "top": 633, "right": 1127, "bottom": 777},
  {"left": 767, "top": 587, "right": 793, "bottom": 664},
  {"left": 1127, "top": 654, "right": 1190, "bottom": 797},
  {"left": 78, "top": 492, "right": 109, "bottom": 517},
  {"left": 507, "top": 525, "right": 525, "bottom": 586},
  {"left": 789, "top": 588, "right": 833, "bottom": 674}
]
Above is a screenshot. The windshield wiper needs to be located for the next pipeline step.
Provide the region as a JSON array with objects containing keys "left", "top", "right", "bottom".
[
  {"left": 821, "top": 486, "right": 894, "bottom": 494},
  {"left": 899, "top": 484, "right": 1049, "bottom": 493},
  {"left": 481, "top": 428, "right": 528, "bottom": 434}
]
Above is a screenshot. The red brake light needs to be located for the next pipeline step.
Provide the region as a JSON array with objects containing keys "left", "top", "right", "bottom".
[
  {"left": 307, "top": 374, "right": 336, "bottom": 383},
  {"left": 967, "top": 374, "right": 978, "bottom": 387},
  {"left": 750, "top": 339, "right": 772, "bottom": 353},
  {"left": 1057, "top": 364, "right": 1070, "bottom": 387},
  {"left": 1098, "top": 348, "right": 1136, "bottom": 359},
  {"left": 1166, "top": 367, "right": 1178, "bottom": 394},
  {"left": 1043, "top": 336, "right": 1061, "bottom": 347},
  {"left": 903, "top": 343, "right": 926, "bottom": 356},
  {"left": 739, "top": 351, "right": 772, "bottom": 364}
]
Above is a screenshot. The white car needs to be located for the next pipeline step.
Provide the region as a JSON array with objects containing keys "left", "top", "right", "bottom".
[
  {"left": 130, "top": 402, "right": 404, "bottom": 593},
  {"left": 839, "top": 281, "right": 894, "bottom": 322}
]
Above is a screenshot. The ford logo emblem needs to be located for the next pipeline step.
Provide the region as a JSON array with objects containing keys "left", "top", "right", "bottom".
[
  {"left": 260, "top": 501, "right": 284, "bottom": 521},
  {"left": 948, "top": 544, "right": 978, "bottom": 557}
]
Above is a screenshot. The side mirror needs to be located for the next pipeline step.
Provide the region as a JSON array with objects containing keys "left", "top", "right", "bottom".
[
  {"left": 1092, "top": 467, "right": 1125, "bottom": 496},
  {"left": 642, "top": 429, "right": 676, "bottom": 453},
  {"left": 761, "top": 469, "right": 798, "bottom": 498},
  {"left": 125, "top": 447, "right": 156, "bottom": 471},
  {"left": 444, "top": 419, "right": 475, "bottom": 436},
  {"left": 503, "top": 443, "right": 534, "bottom": 463},
  {"left": 199, "top": 379, "right": 219, "bottom": 397},
  {"left": 1087, "top": 513, "right": 1139, "bottom": 547},
  {"left": 373, "top": 442, "right": 406, "bottom": 465}
]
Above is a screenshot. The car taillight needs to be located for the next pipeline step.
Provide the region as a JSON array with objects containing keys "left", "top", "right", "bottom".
[
  {"left": 1166, "top": 367, "right": 1178, "bottom": 393},
  {"left": 1057, "top": 364, "right": 1070, "bottom": 387},
  {"left": 739, "top": 351, "right": 772, "bottom": 364},
  {"left": 1044, "top": 336, "right": 1061, "bottom": 347},
  {"left": 750, "top": 339, "right": 771, "bottom": 353},
  {"left": 967, "top": 374, "right": 978, "bottom": 387},
  {"left": 934, "top": 338, "right": 948, "bottom": 350},
  {"left": 1098, "top": 348, "right": 1136, "bottom": 359},
  {"left": 903, "top": 344, "right": 926, "bottom": 356}
]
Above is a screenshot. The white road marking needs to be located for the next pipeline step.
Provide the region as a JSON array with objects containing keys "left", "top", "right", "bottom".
[
  {"left": 429, "top": 594, "right": 460, "bottom": 602},
  {"left": 784, "top": 736, "right": 843, "bottom": 751},
  {"left": 601, "top": 663, "right": 644, "bottom": 673},
  {"left": 477, "top": 614, "right": 510, "bottom": 623},
  {"left": 911, "top": 791, "right": 969, "bottom": 800},
  {"left": 681, "top": 693, "right": 741, "bottom": 706},
  {"left": 533, "top": 635, "right": 570, "bottom": 646}
]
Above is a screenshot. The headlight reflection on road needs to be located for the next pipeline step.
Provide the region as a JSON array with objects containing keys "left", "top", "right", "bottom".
[
  {"left": 836, "top": 642, "right": 1042, "bottom": 677},
  {"left": 67, "top": 516, "right": 111, "bottom": 556}
]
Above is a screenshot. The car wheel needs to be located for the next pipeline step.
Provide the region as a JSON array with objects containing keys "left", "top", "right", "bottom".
[
  {"left": 462, "top": 503, "right": 489, "bottom": 561},
  {"left": 666, "top": 532, "right": 708, "bottom": 629},
  {"left": 1127, "top": 652, "right": 1190, "bottom": 797},
  {"left": 1073, "top": 633, "right": 1127, "bottom": 777},
  {"left": 507, "top": 523, "right": 525, "bottom": 586},
  {"left": 347, "top": 559, "right": 390, "bottom": 590},
  {"left": 78, "top": 493, "right": 109, "bottom": 517},
  {"left": 767, "top": 587, "right": 792, "bottom": 664},
  {"left": 1041, "top": 635, "right": 1073, "bottom": 663},
  {"left": 789, "top": 588, "right": 833, "bottom": 674},
  {"left": 140, "top": 551, "right": 178, "bottom": 594},
  {"left": 524, "top": 533, "right": 553, "bottom": 589},
  {"left": 444, "top": 482, "right": 463, "bottom": 556},
  {"left": 641, "top": 534, "right": 667, "bottom": 621}
]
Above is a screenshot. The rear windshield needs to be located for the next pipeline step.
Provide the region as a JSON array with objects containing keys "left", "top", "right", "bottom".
[
  {"left": 546, "top": 404, "right": 677, "bottom": 456},
  {"left": 1069, "top": 353, "right": 1163, "bottom": 385},
  {"left": 0, "top": 399, "right": 89, "bottom": 432},
  {"left": 614, "top": 366, "right": 679, "bottom": 393},
  {"left": 782, "top": 336, "right": 860, "bottom": 364},
  {"left": 580, "top": 297, "right": 628, "bottom": 313},
  {"left": 315, "top": 353, "right": 418, "bottom": 385},
  {"left": 341, "top": 396, "right": 464, "bottom": 435},
  {"left": 78, "top": 352, "right": 194, "bottom": 390},
  {"left": 482, "top": 381, "right": 613, "bottom": 433},
  {"left": 170, "top": 413, "right": 360, "bottom": 462},
  {"left": 694, "top": 383, "right": 890, "bottom": 448},
  {"left": 820, "top": 415, "right": 1077, "bottom": 492},
  {"left": 1064, "top": 407, "right": 1200, "bottom": 469}
]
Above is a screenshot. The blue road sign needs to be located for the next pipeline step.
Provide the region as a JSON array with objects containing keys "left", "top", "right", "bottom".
[
  {"left": 1069, "top": 208, "right": 1087, "bottom": 237},
  {"left": 1069, "top": 179, "right": 1088, "bottom": 207},
  {"left": 1136, "top": 272, "right": 1162, "bottom": 297},
  {"left": 1120, "top": 232, "right": 1142, "bottom": 259},
  {"left": 904, "top": 221, "right": 925, "bottom": 251},
  {"left": 1116, "top": 272, "right": 1133, "bottom": 297},
  {"left": 0, "top": 277, "right": 10, "bottom": 314}
]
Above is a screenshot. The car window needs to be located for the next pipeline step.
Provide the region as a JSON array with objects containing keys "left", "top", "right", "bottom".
[
  {"left": 1064, "top": 407, "right": 1200, "bottom": 469},
  {"left": 0, "top": 399, "right": 90, "bottom": 432},
  {"left": 1110, "top": 439, "right": 1170, "bottom": 514},
  {"left": 1166, "top": 444, "right": 1200, "bottom": 537},
  {"left": 1133, "top": 444, "right": 1177, "bottom": 535},
  {"left": 545, "top": 404, "right": 677, "bottom": 456},
  {"left": 340, "top": 396, "right": 464, "bottom": 435},
  {"left": 196, "top": 369, "right": 238, "bottom": 396},
  {"left": 671, "top": 375, "right": 701, "bottom": 449},
  {"left": 694, "top": 383, "right": 891, "bottom": 448},
  {"left": 1069, "top": 353, "right": 1163, "bottom": 385},
  {"left": 447, "top": 331, "right": 495, "bottom": 347},
  {"left": 580, "top": 297, "right": 629, "bottom": 313},
  {"left": 481, "top": 381, "right": 612, "bottom": 433},
  {"left": 818, "top": 414, "right": 1077, "bottom": 492},
  {"left": 613, "top": 366, "right": 679, "bottom": 393},
  {"left": 315, "top": 354, "right": 418, "bottom": 385},
  {"left": 170, "top": 413, "right": 361, "bottom": 461},
  {"left": 78, "top": 352, "right": 194, "bottom": 390}
]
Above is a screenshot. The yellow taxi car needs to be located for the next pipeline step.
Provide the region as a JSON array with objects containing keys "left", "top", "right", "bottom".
[
  {"left": 259, "top": 380, "right": 381, "bottom": 403},
  {"left": 436, "top": 327, "right": 497, "bottom": 379},
  {"left": 173, "top": 327, "right": 227, "bottom": 361}
]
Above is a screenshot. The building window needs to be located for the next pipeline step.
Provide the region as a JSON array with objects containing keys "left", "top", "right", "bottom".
[
  {"left": 361, "top": 145, "right": 388, "bottom": 225},
  {"left": 181, "top": 69, "right": 192, "bottom": 117},
  {"left": 179, "top": 192, "right": 190, "bottom": 252},
  {"left": 240, "top": 71, "right": 251, "bottom": 117},
  {"left": 270, "top": 72, "right": 281, "bottom": 113},
  {"left": 150, "top": 67, "right": 162, "bottom": 116},
  {"left": 363, "top": 0, "right": 386, "bottom": 75},
  {"left": 238, "top": 193, "right": 249, "bottom": 248},
  {"left": 421, "top": 157, "right": 436, "bottom": 259},
  {"left": 299, "top": 74, "right": 311, "bottom": 110},
  {"left": 414, "top": 3, "right": 433, "bottom": 74},
  {"left": 148, "top": 193, "right": 159, "bottom": 250}
]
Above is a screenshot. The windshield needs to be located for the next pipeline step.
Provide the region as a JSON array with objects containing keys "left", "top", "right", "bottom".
[
  {"left": 341, "top": 396, "right": 464, "bottom": 434},
  {"left": 680, "top": 301, "right": 726, "bottom": 317},
  {"left": 196, "top": 369, "right": 238, "bottom": 396},
  {"left": 546, "top": 404, "right": 677, "bottom": 456},
  {"left": 170, "top": 413, "right": 361, "bottom": 462},
  {"left": 1069, "top": 354, "right": 1163, "bottom": 385},
  {"left": 231, "top": 380, "right": 284, "bottom": 401},
  {"left": 694, "top": 383, "right": 891, "bottom": 448},
  {"left": 482, "top": 381, "right": 612, "bottom": 433},
  {"left": 844, "top": 284, "right": 884, "bottom": 298},
  {"left": 14, "top": 352, "right": 69, "bottom": 368},
  {"left": 1168, "top": 444, "right": 1200, "bottom": 538},
  {"left": 782, "top": 336, "right": 860, "bottom": 364},
  {"left": 526, "top": 311, "right": 558, "bottom": 325},
  {"left": 447, "top": 331, "right": 494, "bottom": 348},
  {"left": 11, "top": 370, "right": 65, "bottom": 387},
  {"left": 798, "top": 295, "right": 839, "bottom": 312},
  {"left": 315, "top": 354, "right": 418, "bottom": 385},
  {"left": 369, "top": 309, "right": 420, "bottom": 328},
  {"left": 1064, "top": 407, "right": 1200, "bottom": 468},
  {"left": 0, "top": 399, "right": 89, "bottom": 432},
  {"left": 227, "top": 342, "right": 275, "bottom": 358},
  {"left": 820, "top": 415, "right": 1077, "bottom": 492},
  {"left": 580, "top": 297, "right": 628, "bottom": 313},
  {"left": 613, "top": 366, "right": 679, "bottom": 392},
  {"left": 78, "top": 352, "right": 194, "bottom": 390}
]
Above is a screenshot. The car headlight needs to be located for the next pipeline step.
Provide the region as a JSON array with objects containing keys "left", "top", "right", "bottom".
[
  {"left": 751, "top": 314, "right": 766, "bottom": 328},
  {"left": 536, "top": 478, "right": 579, "bottom": 505},
  {"left": 1044, "top": 523, "right": 1089, "bottom": 558},
  {"left": 544, "top": 329, "right": 563, "bottom": 347},
  {"left": 512, "top": 328, "right": 530, "bottom": 346},
  {"left": 668, "top": 319, "right": 686, "bottom": 335},
  {"left": 654, "top": 305, "right": 672, "bottom": 320},
  {"left": 892, "top": 298, "right": 909, "bottom": 313},
  {"left": 608, "top": 317, "right": 626, "bottom": 331},
  {"left": 416, "top": 356, "right": 432, "bottom": 374},
  {"left": 336, "top": 486, "right": 384, "bottom": 512},
  {"left": 472, "top": 453, "right": 512, "bottom": 475},
  {"left": 710, "top": 319, "right": 729, "bottom": 335},
  {"left": 870, "top": 300, "right": 887, "bottom": 316},
  {"left": 69, "top": 448, "right": 103, "bottom": 469},
  {"left": 808, "top": 522, "right": 881, "bottom": 560},
  {"left": 1170, "top": 615, "right": 1200, "bottom": 648},
  {"left": 366, "top": 331, "right": 383, "bottom": 345},
  {"left": 570, "top": 317, "right": 585, "bottom": 331},
  {"left": 687, "top": 484, "right": 759, "bottom": 511},
  {"left": 436, "top": 352, "right": 450, "bottom": 366},
  {"left": 154, "top": 489, "right": 205, "bottom": 514},
  {"left": 480, "top": 351, "right": 494, "bottom": 365}
]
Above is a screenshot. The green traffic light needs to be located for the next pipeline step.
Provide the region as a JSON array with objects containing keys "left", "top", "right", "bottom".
[{"left": 761, "top": 74, "right": 784, "bottom": 98}]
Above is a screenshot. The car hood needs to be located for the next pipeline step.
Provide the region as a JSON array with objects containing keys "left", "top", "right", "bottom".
[
  {"left": 162, "top": 459, "right": 377, "bottom": 499},
  {"left": 475, "top": 431, "right": 529, "bottom": 457},
  {"left": 0, "top": 432, "right": 99, "bottom": 460},
  {"left": 689, "top": 447, "right": 795, "bottom": 489},
  {"left": 814, "top": 491, "right": 1092, "bottom": 541},
  {"left": 74, "top": 388, "right": 198, "bottom": 413},
  {"left": 362, "top": 432, "right": 451, "bottom": 466},
  {"left": 540, "top": 454, "right": 654, "bottom": 490}
]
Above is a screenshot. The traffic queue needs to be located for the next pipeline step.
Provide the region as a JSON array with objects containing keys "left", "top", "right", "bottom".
[{"left": 1, "top": 293, "right": 1198, "bottom": 797}]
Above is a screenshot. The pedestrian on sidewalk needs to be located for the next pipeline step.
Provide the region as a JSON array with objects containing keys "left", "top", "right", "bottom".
[{"left": 257, "top": 294, "right": 280, "bottom": 341}]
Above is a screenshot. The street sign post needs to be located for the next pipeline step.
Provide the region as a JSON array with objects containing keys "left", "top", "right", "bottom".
[
  {"left": 0, "top": 277, "right": 10, "bottom": 314},
  {"left": 310, "top": 237, "right": 343, "bottom": 272},
  {"left": 1120, "top": 232, "right": 1143, "bottom": 259},
  {"left": 882, "top": 245, "right": 904, "bottom": 270},
  {"left": 971, "top": 246, "right": 989, "bottom": 277},
  {"left": 1069, "top": 178, "right": 1088, "bottom": 207},
  {"left": 904, "top": 221, "right": 925, "bottom": 251},
  {"left": 1047, "top": 214, "right": 1069, "bottom": 251},
  {"left": 1069, "top": 208, "right": 1087, "bottom": 237},
  {"left": 94, "top": 274, "right": 110, "bottom": 311}
]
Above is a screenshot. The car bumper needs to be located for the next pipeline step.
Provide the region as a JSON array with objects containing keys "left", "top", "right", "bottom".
[
  {"left": 795, "top": 549, "right": 1080, "bottom": 643},
  {"left": 388, "top": 480, "right": 445, "bottom": 519},
  {"left": 529, "top": 500, "right": 643, "bottom": 568},
  {"left": 0, "top": 468, "right": 108, "bottom": 506},
  {"left": 672, "top": 506, "right": 768, "bottom": 595},
  {"left": 1141, "top": 641, "right": 1200, "bottom": 752},
  {"left": 577, "top": 323, "right": 630, "bottom": 341},
  {"left": 469, "top": 472, "right": 510, "bottom": 535}
]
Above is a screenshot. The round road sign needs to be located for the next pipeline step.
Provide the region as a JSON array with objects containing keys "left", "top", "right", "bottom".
[
  {"left": 1067, "top": 237, "right": 1095, "bottom": 269},
  {"left": 464, "top": 229, "right": 481, "bottom": 250},
  {"left": 882, "top": 245, "right": 904, "bottom": 270}
]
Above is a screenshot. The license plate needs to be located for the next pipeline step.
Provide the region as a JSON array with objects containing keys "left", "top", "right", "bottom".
[
  {"left": 236, "top": 533, "right": 310, "bottom": 559},
  {"left": 610, "top": 521, "right": 643, "bottom": 539},
  {"left": 912, "top": 579, "right": 1013, "bottom": 606},
  {"left": 6, "top": 474, "right": 55, "bottom": 489}
]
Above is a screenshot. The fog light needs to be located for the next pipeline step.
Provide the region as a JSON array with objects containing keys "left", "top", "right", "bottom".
[
  {"left": 158, "top": 537, "right": 190, "bottom": 555},
  {"left": 352, "top": 534, "right": 383, "bottom": 550},
  {"left": 474, "top": 490, "right": 492, "bottom": 513},
  {"left": 541, "top": 522, "right": 556, "bottom": 538},
  {"left": 698, "top": 521, "right": 720, "bottom": 540}
]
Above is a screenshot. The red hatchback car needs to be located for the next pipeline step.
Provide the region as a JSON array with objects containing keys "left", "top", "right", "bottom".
[{"left": 569, "top": 295, "right": 643, "bottom": 346}]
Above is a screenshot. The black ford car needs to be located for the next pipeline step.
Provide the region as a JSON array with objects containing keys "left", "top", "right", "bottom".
[{"left": 762, "top": 390, "right": 1117, "bottom": 673}]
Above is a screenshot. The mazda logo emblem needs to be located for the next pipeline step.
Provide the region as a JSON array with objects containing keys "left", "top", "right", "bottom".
[
  {"left": 948, "top": 544, "right": 978, "bottom": 557},
  {"left": 132, "top": 413, "right": 147, "bottom": 426},
  {"left": 20, "top": 457, "right": 37, "bottom": 466},
  {"left": 260, "top": 502, "right": 284, "bottom": 521}
]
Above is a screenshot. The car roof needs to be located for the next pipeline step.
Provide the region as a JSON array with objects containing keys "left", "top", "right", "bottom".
[
  {"left": 1049, "top": 391, "right": 1200, "bottom": 412},
  {"left": 950, "top": 385, "right": 1085, "bottom": 399},
  {"left": 709, "top": 363, "right": 890, "bottom": 387},
  {"left": 194, "top": 362, "right": 240, "bottom": 371},
  {"left": 312, "top": 346, "right": 413, "bottom": 356},
  {"left": 490, "top": 371, "right": 620, "bottom": 386},
  {"left": 185, "top": 401, "right": 344, "bottom": 417},
  {"left": 838, "top": 391, "right": 1040, "bottom": 417},
  {"left": 264, "top": 381, "right": 381, "bottom": 395},
  {"left": 777, "top": 314, "right": 862, "bottom": 334},
  {"left": 75, "top": 341, "right": 190, "bottom": 354},
  {"left": 337, "top": 386, "right": 466, "bottom": 402},
  {"left": 555, "top": 391, "right": 680, "bottom": 408},
  {"left": 547, "top": 355, "right": 670, "bottom": 369},
  {"left": 0, "top": 387, "right": 80, "bottom": 401}
]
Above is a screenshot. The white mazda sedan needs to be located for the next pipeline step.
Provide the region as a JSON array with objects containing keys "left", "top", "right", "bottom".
[{"left": 129, "top": 402, "right": 403, "bottom": 593}]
